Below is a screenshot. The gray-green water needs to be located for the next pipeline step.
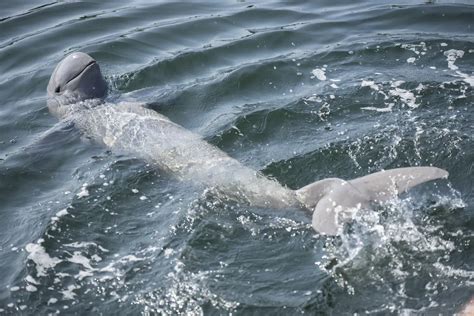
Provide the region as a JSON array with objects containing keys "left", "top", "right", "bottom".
[{"left": 1, "top": 0, "right": 473, "bottom": 314}]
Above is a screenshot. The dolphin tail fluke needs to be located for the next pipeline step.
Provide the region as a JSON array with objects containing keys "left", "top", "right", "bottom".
[
  {"left": 295, "top": 167, "right": 449, "bottom": 235},
  {"left": 348, "top": 167, "right": 449, "bottom": 202}
]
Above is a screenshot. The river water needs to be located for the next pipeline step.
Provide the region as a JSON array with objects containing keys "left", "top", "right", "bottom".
[{"left": 0, "top": 0, "right": 473, "bottom": 314}]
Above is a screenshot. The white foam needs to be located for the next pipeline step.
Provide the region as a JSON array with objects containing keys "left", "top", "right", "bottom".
[
  {"left": 91, "top": 254, "right": 102, "bottom": 262},
  {"left": 61, "top": 284, "right": 79, "bottom": 300},
  {"left": 304, "top": 95, "right": 322, "bottom": 103},
  {"left": 64, "top": 241, "right": 109, "bottom": 253},
  {"left": 120, "top": 255, "right": 145, "bottom": 263},
  {"left": 415, "top": 83, "right": 425, "bottom": 91},
  {"left": 77, "top": 270, "right": 94, "bottom": 281},
  {"left": 51, "top": 208, "right": 69, "bottom": 225},
  {"left": 407, "top": 57, "right": 416, "bottom": 63},
  {"left": 65, "top": 241, "right": 96, "bottom": 248},
  {"left": 360, "top": 79, "right": 417, "bottom": 109},
  {"left": 77, "top": 184, "right": 89, "bottom": 198},
  {"left": 433, "top": 262, "right": 474, "bottom": 279},
  {"left": 388, "top": 81, "right": 417, "bottom": 108},
  {"left": 25, "top": 275, "right": 39, "bottom": 285},
  {"left": 25, "top": 242, "right": 62, "bottom": 277},
  {"left": 99, "top": 262, "right": 117, "bottom": 274},
  {"left": 390, "top": 88, "right": 417, "bottom": 108},
  {"left": 68, "top": 251, "right": 94, "bottom": 270},
  {"left": 311, "top": 68, "right": 327, "bottom": 81},
  {"left": 98, "top": 245, "right": 110, "bottom": 252},
  {"left": 401, "top": 42, "right": 427, "bottom": 55},
  {"left": 442, "top": 49, "right": 473, "bottom": 87},
  {"left": 456, "top": 70, "right": 474, "bottom": 87},
  {"left": 361, "top": 80, "right": 379, "bottom": 91},
  {"left": 361, "top": 103, "right": 394, "bottom": 112},
  {"left": 164, "top": 249, "right": 175, "bottom": 258},
  {"left": 56, "top": 209, "right": 68, "bottom": 217},
  {"left": 444, "top": 49, "right": 464, "bottom": 71}
]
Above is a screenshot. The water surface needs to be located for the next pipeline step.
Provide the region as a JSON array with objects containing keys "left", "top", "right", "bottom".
[{"left": 0, "top": 0, "right": 473, "bottom": 314}]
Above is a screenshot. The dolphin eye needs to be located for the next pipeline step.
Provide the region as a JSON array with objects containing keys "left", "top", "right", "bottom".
[{"left": 55, "top": 86, "right": 61, "bottom": 94}]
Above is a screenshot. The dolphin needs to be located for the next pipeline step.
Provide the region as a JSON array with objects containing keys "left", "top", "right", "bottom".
[{"left": 47, "top": 52, "right": 449, "bottom": 235}]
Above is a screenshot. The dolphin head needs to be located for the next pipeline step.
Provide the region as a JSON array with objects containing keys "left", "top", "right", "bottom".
[{"left": 47, "top": 52, "right": 107, "bottom": 118}]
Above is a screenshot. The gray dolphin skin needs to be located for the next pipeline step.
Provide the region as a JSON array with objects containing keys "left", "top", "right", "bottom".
[{"left": 47, "top": 52, "right": 449, "bottom": 235}]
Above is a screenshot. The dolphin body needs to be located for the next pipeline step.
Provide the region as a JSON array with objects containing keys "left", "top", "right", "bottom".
[{"left": 47, "top": 52, "right": 449, "bottom": 235}]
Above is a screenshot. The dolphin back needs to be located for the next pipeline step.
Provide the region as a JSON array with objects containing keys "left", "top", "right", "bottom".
[
  {"left": 72, "top": 102, "right": 300, "bottom": 209},
  {"left": 77, "top": 102, "right": 449, "bottom": 235}
]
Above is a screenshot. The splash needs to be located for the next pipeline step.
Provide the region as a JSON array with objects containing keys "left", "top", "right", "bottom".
[
  {"left": 317, "top": 185, "right": 468, "bottom": 311},
  {"left": 133, "top": 258, "right": 240, "bottom": 315}
]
